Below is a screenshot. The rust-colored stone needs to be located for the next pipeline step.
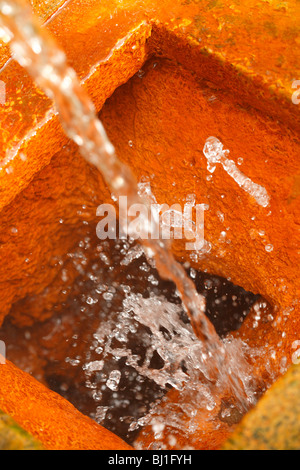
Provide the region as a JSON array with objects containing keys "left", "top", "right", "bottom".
[
  {"left": 222, "top": 364, "right": 300, "bottom": 450},
  {"left": 0, "top": 360, "right": 132, "bottom": 450},
  {"left": 0, "top": 409, "right": 43, "bottom": 450}
]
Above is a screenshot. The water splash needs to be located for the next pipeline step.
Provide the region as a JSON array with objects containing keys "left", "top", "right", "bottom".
[
  {"left": 94, "top": 291, "right": 257, "bottom": 398},
  {"left": 0, "top": 233, "right": 263, "bottom": 445},
  {"left": 77, "top": 243, "right": 260, "bottom": 443},
  {"left": 203, "top": 137, "right": 270, "bottom": 208},
  {"left": 138, "top": 181, "right": 206, "bottom": 252}
]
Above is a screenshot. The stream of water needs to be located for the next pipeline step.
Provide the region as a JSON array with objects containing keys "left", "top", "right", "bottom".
[
  {"left": 0, "top": 0, "right": 261, "bottom": 447},
  {"left": 0, "top": 0, "right": 217, "bottom": 347}
]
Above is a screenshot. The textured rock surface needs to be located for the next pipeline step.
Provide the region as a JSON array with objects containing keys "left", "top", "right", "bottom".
[
  {"left": 0, "top": 360, "right": 132, "bottom": 450},
  {"left": 223, "top": 364, "right": 300, "bottom": 450},
  {"left": 0, "top": 409, "right": 43, "bottom": 450}
]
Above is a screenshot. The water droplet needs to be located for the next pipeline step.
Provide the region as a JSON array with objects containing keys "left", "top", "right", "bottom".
[
  {"left": 265, "top": 244, "right": 273, "bottom": 252},
  {"left": 106, "top": 370, "right": 121, "bottom": 391},
  {"left": 86, "top": 296, "right": 98, "bottom": 305},
  {"left": 95, "top": 406, "right": 109, "bottom": 423},
  {"left": 137, "top": 69, "right": 145, "bottom": 78},
  {"left": 103, "top": 292, "right": 114, "bottom": 301}
]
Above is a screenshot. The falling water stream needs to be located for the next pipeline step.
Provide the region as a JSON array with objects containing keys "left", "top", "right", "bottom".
[{"left": 0, "top": 0, "right": 262, "bottom": 446}]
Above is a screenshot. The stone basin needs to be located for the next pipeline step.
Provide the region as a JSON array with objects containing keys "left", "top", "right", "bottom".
[{"left": 0, "top": 0, "right": 299, "bottom": 450}]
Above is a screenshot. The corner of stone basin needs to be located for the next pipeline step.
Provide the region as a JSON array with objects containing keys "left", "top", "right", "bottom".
[
  {"left": 0, "top": 360, "right": 132, "bottom": 450},
  {"left": 222, "top": 363, "right": 300, "bottom": 450}
]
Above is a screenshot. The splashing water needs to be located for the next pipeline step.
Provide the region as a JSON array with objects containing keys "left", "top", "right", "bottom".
[
  {"left": 0, "top": 0, "right": 261, "bottom": 445},
  {"left": 203, "top": 137, "right": 270, "bottom": 208},
  {"left": 77, "top": 240, "right": 261, "bottom": 445},
  {"left": 0, "top": 233, "right": 262, "bottom": 444}
]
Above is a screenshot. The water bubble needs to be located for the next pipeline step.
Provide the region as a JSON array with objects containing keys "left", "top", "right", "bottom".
[
  {"left": 106, "top": 370, "right": 121, "bottom": 391},
  {"left": 103, "top": 292, "right": 114, "bottom": 301},
  {"left": 86, "top": 296, "right": 98, "bottom": 305},
  {"left": 61, "top": 269, "right": 68, "bottom": 282},
  {"left": 217, "top": 211, "right": 224, "bottom": 223},
  {"left": 95, "top": 406, "right": 109, "bottom": 423},
  {"left": 206, "top": 402, "right": 216, "bottom": 411},
  {"left": 152, "top": 421, "right": 165, "bottom": 436},
  {"left": 84, "top": 360, "right": 104, "bottom": 373},
  {"left": 265, "top": 244, "right": 273, "bottom": 252},
  {"left": 66, "top": 357, "right": 81, "bottom": 366},
  {"left": 137, "top": 69, "right": 145, "bottom": 78},
  {"left": 190, "top": 268, "right": 196, "bottom": 280},
  {"left": 5, "top": 165, "right": 13, "bottom": 174}
]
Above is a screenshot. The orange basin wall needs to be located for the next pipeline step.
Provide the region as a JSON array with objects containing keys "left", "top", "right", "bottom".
[{"left": 0, "top": 360, "right": 132, "bottom": 450}]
